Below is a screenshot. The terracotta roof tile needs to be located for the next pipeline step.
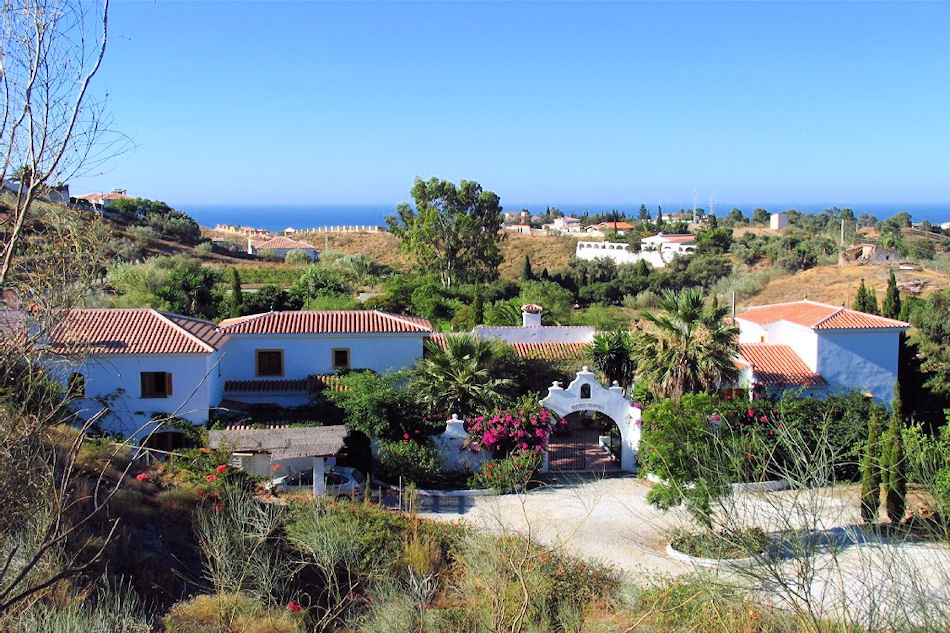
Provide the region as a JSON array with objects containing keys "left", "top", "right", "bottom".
[
  {"left": 738, "top": 344, "right": 827, "bottom": 387},
  {"left": 224, "top": 374, "right": 346, "bottom": 394},
  {"left": 428, "top": 334, "right": 588, "bottom": 360},
  {"left": 252, "top": 236, "right": 315, "bottom": 251},
  {"left": 218, "top": 310, "right": 433, "bottom": 334},
  {"left": 736, "top": 300, "right": 908, "bottom": 330},
  {"left": 49, "top": 309, "right": 226, "bottom": 355}
]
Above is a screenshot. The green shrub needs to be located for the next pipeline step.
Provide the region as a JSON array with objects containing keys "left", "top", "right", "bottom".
[
  {"left": 283, "top": 249, "right": 314, "bottom": 265},
  {"left": 467, "top": 449, "right": 541, "bottom": 492},
  {"left": 375, "top": 439, "right": 443, "bottom": 487},
  {"left": 164, "top": 593, "right": 302, "bottom": 633},
  {"left": 195, "top": 240, "right": 214, "bottom": 254}
]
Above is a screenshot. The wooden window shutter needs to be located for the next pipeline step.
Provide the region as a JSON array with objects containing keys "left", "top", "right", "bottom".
[{"left": 164, "top": 372, "right": 173, "bottom": 397}]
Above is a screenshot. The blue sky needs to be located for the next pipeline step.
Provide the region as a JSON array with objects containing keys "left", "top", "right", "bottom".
[{"left": 71, "top": 1, "right": 950, "bottom": 207}]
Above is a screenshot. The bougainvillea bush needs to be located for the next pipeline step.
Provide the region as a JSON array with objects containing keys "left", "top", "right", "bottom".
[
  {"left": 468, "top": 449, "right": 542, "bottom": 492},
  {"left": 462, "top": 401, "right": 563, "bottom": 457}
]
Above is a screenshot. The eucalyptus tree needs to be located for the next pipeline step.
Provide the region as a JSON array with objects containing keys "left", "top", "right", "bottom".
[
  {"left": 387, "top": 177, "right": 504, "bottom": 288},
  {"left": 632, "top": 288, "right": 739, "bottom": 399}
]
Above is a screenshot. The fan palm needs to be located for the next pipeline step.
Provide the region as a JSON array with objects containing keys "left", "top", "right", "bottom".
[
  {"left": 588, "top": 329, "right": 636, "bottom": 392},
  {"left": 633, "top": 288, "right": 739, "bottom": 399},
  {"left": 412, "top": 334, "right": 514, "bottom": 418}
]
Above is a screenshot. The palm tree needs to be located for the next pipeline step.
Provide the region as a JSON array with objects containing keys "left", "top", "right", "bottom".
[
  {"left": 588, "top": 329, "right": 636, "bottom": 392},
  {"left": 412, "top": 334, "right": 514, "bottom": 418},
  {"left": 632, "top": 288, "right": 739, "bottom": 399}
]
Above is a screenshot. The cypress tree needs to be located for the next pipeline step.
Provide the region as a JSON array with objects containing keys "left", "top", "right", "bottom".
[
  {"left": 853, "top": 279, "right": 879, "bottom": 315},
  {"left": 656, "top": 206, "right": 663, "bottom": 228},
  {"left": 521, "top": 254, "right": 534, "bottom": 281},
  {"left": 882, "top": 269, "right": 901, "bottom": 319},
  {"left": 860, "top": 408, "right": 882, "bottom": 524},
  {"left": 884, "top": 381, "right": 907, "bottom": 525},
  {"left": 229, "top": 267, "right": 243, "bottom": 318},
  {"left": 472, "top": 289, "right": 485, "bottom": 326}
]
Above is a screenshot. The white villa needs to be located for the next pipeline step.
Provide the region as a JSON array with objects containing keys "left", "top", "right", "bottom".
[
  {"left": 247, "top": 235, "right": 319, "bottom": 260},
  {"left": 732, "top": 300, "right": 909, "bottom": 404},
  {"left": 575, "top": 233, "right": 696, "bottom": 268},
  {"left": 49, "top": 309, "right": 433, "bottom": 441}
]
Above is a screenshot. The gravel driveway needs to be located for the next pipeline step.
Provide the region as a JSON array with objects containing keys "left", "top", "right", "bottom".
[{"left": 420, "top": 475, "right": 950, "bottom": 626}]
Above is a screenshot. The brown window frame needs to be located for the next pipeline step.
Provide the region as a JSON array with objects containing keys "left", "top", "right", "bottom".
[
  {"left": 255, "top": 349, "right": 285, "bottom": 377},
  {"left": 332, "top": 348, "right": 351, "bottom": 370},
  {"left": 141, "top": 371, "right": 173, "bottom": 398}
]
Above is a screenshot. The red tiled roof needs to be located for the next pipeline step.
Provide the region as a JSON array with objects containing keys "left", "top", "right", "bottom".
[
  {"left": 428, "top": 334, "right": 587, "bottom": 360},
  {"left": 224, "top": 374, "right": 346, "bottom": 394},
  {"left": 49, "top": 309, "right": 226, "bottom": 355},
  {"left": 218, "top": 310, "right": 433, "bottom": 334},
  {"left": 509, "top": 342, "right": 588, "bottom": 360},
  {"left": 738, "top": 344, "right": 827, "bottom": 387},
  {"left": 595, "top": 221, "right": 634, "bottom": 230},
  {"left": 736, "top": 300, "right": 908, "bottom": 331},
  {"left": 252, "top": 236, "right": 315, "bottom": 251}
]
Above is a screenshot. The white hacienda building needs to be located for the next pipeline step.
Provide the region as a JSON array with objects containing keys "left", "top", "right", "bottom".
[
  {"left": 48, "top": 309, "right": 433, "bottom": 440},
  {"left": 732, "top": 300, "right": 909, "bottom": 404},
  {"left": 575, "top": 233, "right": 696, "bottom": 268}
]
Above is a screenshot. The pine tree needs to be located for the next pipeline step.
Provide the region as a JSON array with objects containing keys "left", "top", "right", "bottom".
[
  {"left": 860, "top": 408, "right": 882, "bottom": 524},
  {"left": 853, "top": 279, "right": 879, "bottom": 315},
  {"left": 521, "top": 254, "right": 534, "bottom": 281},
  {"left": 229, "top": 267, "right": 243, "bottom": 318},
  {"left": 884, "top": 381, "right": 907, "bottom": 525},
  {"left": 882, "top": 269, "right": 901, "bottom": 319},
  {"left": 638, "top": 204, "right": 651, "bottom": 220}
]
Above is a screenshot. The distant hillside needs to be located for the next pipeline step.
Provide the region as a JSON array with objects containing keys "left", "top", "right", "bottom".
[{"left": 739, "top": 263, "right": 950, "bottom": 309}]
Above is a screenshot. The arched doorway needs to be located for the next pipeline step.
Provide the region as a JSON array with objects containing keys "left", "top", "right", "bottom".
[{"left": 539, "top": 367, "right": 642, "bottom": 473}]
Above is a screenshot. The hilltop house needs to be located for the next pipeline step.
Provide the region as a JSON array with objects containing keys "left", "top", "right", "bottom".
[
  {"left": 732, "top": 300, "right": 909, "bottom": 404},
  {"left": 48, "top": 309, "right": 433, "bottom": 441},
  {"left": 575, "top": 233, "right": 696, "bottom": 268},
  {"left": 74, "top": 188, "right": 134, "bottom": 210},
  {"left": 247, "top": 235, "right": 318, "bottom": 260}
]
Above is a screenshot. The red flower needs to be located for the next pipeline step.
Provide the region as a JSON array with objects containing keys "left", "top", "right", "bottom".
[
  {"left": 212, "top": 502, "right": 225, "bottom": 513},
  {"left": 286, "top": 600, "right": 301, "bottom": 612},
  {"left": 215, "top": 464, "right": 228, "bottom": 473},
  {"left": 747, "top": 409, "right": 755, "bottom": 417},
  {"left": 135, "top": 473, "right": 150, "bottom": 481},
  {"left": 270, "top": 464, "right": 282, "bottom": 471},
  {"left": 206, "top": 474, "right": 217, "bottom": 482},
  {"left": 746, "top": 453, "right": 754, "bottom": 459},
  {"left": 196, "top": 490, "right": 206, "bottom": 498},
  {"left": 760, "top": 416, "right": 768, "bottom": 423},
  {"left": 403, "top": 433, "right": 410, "bottom": 440}
]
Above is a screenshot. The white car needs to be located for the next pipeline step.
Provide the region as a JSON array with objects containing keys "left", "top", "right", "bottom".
[{"left": 270, "top": 466, "right": 365, "bottom": 498}]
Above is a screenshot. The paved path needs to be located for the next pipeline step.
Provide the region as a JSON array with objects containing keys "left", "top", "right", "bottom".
[{"left": 418, "top": 476, "right": 950, "bottom": 627}]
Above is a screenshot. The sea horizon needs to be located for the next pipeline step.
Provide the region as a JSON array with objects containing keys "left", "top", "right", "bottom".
[{"left": 179, "top": 201, "right": 950, "bottom": 233}]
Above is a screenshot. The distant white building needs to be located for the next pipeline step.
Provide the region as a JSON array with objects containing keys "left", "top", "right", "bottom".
[
  {"left": 770, "top": 212, "right": 789, "bottom": 230},
  {"left": 733, "top": 300, "right": 909, "bottom": 404},
  {"left": 547, "top": 216, "right": 583, "bottom": 233},
  {"left": 575, "top": 233, "right": 695, "bottom": 268}
]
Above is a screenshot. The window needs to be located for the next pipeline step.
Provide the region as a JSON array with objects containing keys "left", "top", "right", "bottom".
[
  {"left": 760, "top": 335, "right": 766, "bottom": 343},
  {"left": 332, "top": 348, "right": 350, "bottom": 370},
  {"left": 580, "top": 384, "right": 591, "bottom": 399},
  {"left": 67, "top": 373, "right": 85, "bottom": 398},
  {"left": 256, "top": 349, "right": 284, "bottom": 377},
  {"left": 140, "top": 372, "right": 172, "bottom": 398}
]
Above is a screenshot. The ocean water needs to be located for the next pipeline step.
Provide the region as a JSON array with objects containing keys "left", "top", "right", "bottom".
[{"left": 180, "top": 202, "right": 950, "bottom": 233}]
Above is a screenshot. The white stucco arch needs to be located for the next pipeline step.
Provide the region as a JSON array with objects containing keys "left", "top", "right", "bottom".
[{"left": 539, "top": 367, "right": 642, "bottom": 472}]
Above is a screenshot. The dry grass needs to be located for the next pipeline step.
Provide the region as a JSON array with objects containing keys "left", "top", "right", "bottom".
[{"left": 739, "top": 263, "right": 950, "bottom": 309}]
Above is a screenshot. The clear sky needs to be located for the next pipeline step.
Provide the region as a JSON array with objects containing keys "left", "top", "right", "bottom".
[{"left": 71, "top": 1, "right": 950, "bottom": 207}]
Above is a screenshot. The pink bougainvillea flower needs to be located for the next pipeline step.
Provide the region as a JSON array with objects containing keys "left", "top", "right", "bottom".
[
  {"left": 135, "top": 473, "right": 150, "bottom": 481},
  {"left": 215, "top": 464, "right": 228, "bottom": 473},
  {"left": 403, "top": 433, "right": 410, "bottom": 440},
  {"left": 206, "top": 474, "right": 218, "bottom": 482},
  {"left": 286, "top": 601, "right": 301, "bottom": 612},
  {"left": 633, "top": 402, "right": 643, "bottom": 409}
]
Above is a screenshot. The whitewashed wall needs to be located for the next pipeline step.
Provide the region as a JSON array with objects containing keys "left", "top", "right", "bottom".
[
  {"left": 218, "top": 333, "right": 426, "bottom": 382},
  {"left": 816, "top": 330, "right": 901, "bottom": 404},
  {"left": 762, "top": 321, "right": 819, "bottom": 371},
  {"left": 54, "top": 352, "right": 221, "bottom": 440}
]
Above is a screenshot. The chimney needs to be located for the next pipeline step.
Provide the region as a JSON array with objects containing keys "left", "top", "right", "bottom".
[{"left": 521, "top": 304, "right": 543, "bottom": 327}]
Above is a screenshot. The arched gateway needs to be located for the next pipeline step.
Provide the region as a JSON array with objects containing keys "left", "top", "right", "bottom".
[{"left": 539, "top": 367, "right": 642, "bottom": 472}]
